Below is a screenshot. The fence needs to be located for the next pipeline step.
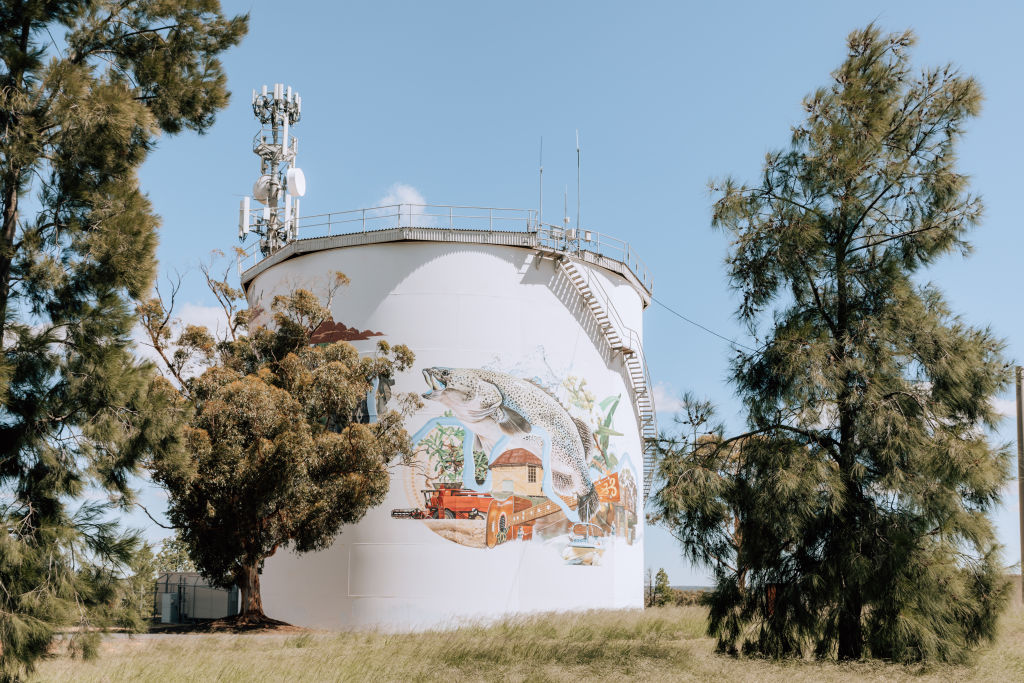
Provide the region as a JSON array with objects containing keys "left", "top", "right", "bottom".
[{"left": 152, "top": 572, "right": 239, "bottom": 624}]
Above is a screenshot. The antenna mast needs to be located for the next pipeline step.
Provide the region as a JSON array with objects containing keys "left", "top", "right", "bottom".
[
  {"left": 538, "top": 137, "right": 543, "bottom": 230},
  {"left": 576, "top": 129, "right": 581, "bottom": 229},
  {"left": 564, "top": 185, "right": 569, "bottom": 226},
  {"left": 237, "top": 83, "right": 306, "bottom": 256}
]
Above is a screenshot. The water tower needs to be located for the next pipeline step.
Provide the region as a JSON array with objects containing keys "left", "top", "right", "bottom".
[{"left": 236, "top": 85, "right": 657, "bottom": 628}]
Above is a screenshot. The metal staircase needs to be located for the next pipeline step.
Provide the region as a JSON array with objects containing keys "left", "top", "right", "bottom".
[{"left": 556, "top": 257, "right": 658, "bottom": 502}]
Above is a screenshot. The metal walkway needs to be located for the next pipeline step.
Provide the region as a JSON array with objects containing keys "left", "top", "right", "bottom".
[{"left": 554, "top": 256, "right": 658, "bottom": 503}]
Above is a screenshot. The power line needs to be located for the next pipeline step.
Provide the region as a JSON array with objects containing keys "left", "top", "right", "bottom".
[{"left": 651, "top": 296, "right": 758, "bottom": 352}]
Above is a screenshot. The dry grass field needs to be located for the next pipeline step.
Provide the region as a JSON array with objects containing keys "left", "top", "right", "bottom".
[{"left": 31, "top": 603, "right": 1024, "bottom": 682}]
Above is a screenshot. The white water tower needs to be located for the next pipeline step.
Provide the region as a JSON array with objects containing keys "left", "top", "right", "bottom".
[{"left": 234, "top": 95, "right": 657, "bottom": 629}]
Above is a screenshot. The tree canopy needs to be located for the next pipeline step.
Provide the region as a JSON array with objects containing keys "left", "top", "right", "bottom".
[
  {"left": 143, "top": 281, "right": 417, "bottom": 621},
  {"left": 0, "top": 1, "right": 245, "bottom": 679},
  {"left": 653, "top": 568, "right": 672, "bottom": 607},
  {"left": 155, "top": 531, "right": 196, "bottom": 574},
  {"left": 652, "top": 24, "right": 1011, "bottom": 662}
]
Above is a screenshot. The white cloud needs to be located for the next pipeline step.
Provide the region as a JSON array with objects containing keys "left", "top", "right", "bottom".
[
  {"left": 653, "top": 382, "right": 684, "bottom": 416},
  {"left": 378, "top": 182, "right": 425, "bottom": 206},
  {"left": 376, "top": 183, "right": 435, "bottom": 227},
  {"left": 179, "top": 302, "right": 230, "bottom": 337},
  {"left": 992, "top": 397, "right": 1016, "bottom": 419}
]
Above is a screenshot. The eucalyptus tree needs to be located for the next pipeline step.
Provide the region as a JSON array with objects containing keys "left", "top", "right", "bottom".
[
  {"left": 0, "top": 2, "right": 245, "bottom": 678},
  {"left": 141, "top": 283, "right": 418, "bottom": 621},
  {"left": 653, "top": 25, "right": 1010, "bottom": 662}
]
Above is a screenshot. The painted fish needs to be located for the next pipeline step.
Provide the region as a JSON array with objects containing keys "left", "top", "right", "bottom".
[{"left": 421, "top": 367, "right": 599, "bottom": 519}]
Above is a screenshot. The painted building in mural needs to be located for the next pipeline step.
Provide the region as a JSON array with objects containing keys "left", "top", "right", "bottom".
[
  {"left": 238, "top": 212, "right": 656, "bottom": 629},
  {"left": 489, "top": 448, "right": 544, "bottom": 497}
]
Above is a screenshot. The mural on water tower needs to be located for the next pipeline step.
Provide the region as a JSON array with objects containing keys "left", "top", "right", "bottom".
[{"left": 389, "top": 355, "right": 640, "bottom": 566}]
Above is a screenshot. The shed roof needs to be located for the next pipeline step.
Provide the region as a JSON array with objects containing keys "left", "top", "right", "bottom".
[{"left": 490, "top": 448, "right": 542, "bottom": 468}]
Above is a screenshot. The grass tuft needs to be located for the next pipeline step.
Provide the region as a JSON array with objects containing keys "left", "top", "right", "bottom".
[{"left": 285, "top": 633, "right": 314, "bottom": 649}]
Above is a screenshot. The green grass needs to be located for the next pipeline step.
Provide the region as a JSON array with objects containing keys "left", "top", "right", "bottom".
[{"left": 31, "top": 605, "right": 1024, "bottom": 682}]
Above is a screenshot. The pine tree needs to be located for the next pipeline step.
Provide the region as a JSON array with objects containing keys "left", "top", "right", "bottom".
[
  {"left": 652, "top": 25, "right": 1011, "bottom": 662},
  {"left": 142, "top": 283, "right": 418, "bottom": 622},
  {"left": 653, "top": 568, "right": 672, "bottom": 607},
  {"left": 0, "top": 2, "right": 245, "bottom": 679}
]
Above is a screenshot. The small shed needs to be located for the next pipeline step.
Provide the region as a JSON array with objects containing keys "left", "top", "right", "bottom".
[
  {"left": 153, "top": 572, "right": 239, "bottom": 624},
  {"left": 490, "top": 448, "right": 544, "bottom": 497}
]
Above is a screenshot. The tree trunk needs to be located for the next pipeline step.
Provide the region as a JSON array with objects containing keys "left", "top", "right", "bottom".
[
  {"left": 834, "top": 228, "right": 864, "bottom": 661},
  {"left": 0, "top": 165, "right": 20, "bottom": 347},
  {"left": 0, "top": 16, "right": 30, "bottom": 347},
  {"left": 733, "top": 513, "right": 745, "bottom": 593},
  {"left": 837, "top": 590, "right": 863, "bottom": 660},
  {"left": 236, "top": 562, "right": 265, "bottom": 618}
]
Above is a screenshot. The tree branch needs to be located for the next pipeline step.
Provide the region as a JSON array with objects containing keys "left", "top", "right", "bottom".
[{"left": 136, "top": 502, "right": 175, "bottom": 530}]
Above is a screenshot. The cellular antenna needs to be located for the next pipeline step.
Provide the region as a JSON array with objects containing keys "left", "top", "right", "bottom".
[{"left": 237, "top": 83, "right": 306, "bottom": 256}]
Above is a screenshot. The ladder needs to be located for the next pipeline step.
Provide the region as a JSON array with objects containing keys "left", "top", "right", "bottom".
[{"left": 557, "top": 257, "right": 658, "bottom": 502}]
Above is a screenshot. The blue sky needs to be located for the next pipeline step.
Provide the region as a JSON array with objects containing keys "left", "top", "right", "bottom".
[{"left": 133, "top": 1, "right": 1024, "bottom": 585}]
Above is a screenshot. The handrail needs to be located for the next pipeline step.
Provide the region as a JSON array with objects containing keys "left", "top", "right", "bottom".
[
  {"left": 534, "top": 223, "right": 652, "bottom": 294},
  {"left": 571, "top": 261, "right": 657, "bottom": 424},
  {"left": 236, "top": 203, "right": 652, "bottom": 294},
  {"left": 558, "top": 256, "right": 658, "bottom": 501}
]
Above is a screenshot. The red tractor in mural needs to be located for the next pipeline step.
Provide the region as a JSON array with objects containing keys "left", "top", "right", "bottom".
[{"left": 391, "top": 484, "right": 493, "bottom": 520}]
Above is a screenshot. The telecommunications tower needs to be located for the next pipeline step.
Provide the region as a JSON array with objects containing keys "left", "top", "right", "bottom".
[{"left": 238, "top": 83, "right": 306, "bottom": 256}]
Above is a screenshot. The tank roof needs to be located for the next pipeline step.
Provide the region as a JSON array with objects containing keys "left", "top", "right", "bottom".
[{"left": 238, "top": 205, "right": 652, "bottom": 305}]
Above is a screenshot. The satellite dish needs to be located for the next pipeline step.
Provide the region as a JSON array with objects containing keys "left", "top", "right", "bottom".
[
  {"left": 287, "top": 167, "right": 306, "bottom": 197},
  {"left": 252, "top": 175, "right": 273, "bottom": 204}
]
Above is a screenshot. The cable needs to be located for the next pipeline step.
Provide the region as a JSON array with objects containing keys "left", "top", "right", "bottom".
[{"left": 651, "top": 296, "right": 758, "bottom": 352}]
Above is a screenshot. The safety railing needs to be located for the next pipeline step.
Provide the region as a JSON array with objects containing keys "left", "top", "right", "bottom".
[
  {"left": 557, "top": 257, "right": 658, "bottom": 500},
  {"left": 570, "top": 260, "right": 656, "bottom": 420},
  {"left": 534, "top": 223, "right": 652, "bottom": 293},
  {"left": 236, "top": 203, "right": 652, "bottom": 294}
]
